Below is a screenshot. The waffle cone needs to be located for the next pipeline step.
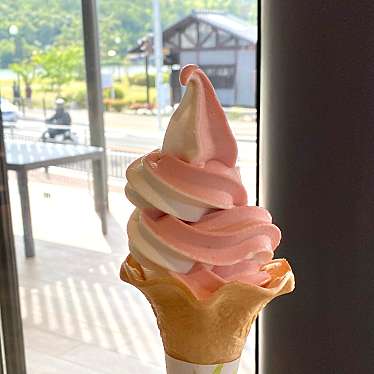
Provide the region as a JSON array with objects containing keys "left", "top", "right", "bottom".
[{"left": 120, "top": 255, "right": 295, "bottom": 364}]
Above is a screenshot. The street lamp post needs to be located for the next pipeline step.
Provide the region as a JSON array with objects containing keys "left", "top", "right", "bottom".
[
  {"left": 107, "top": 49, "right": 117, "bottom": 99},
  {"left": 9, "top": 25, "right": 21, "bottom": 107},
  {"left": 8, "top": 25, "right": 22, "bottom": 62},
  {"left": 114, "top": 37, "right": 122, "bottom": 78},
  {"left": 8, "top": 25, "right": 18, "bottom": 37}
]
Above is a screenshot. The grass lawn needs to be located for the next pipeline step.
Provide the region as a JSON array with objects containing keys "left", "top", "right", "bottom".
[
  {"left": 0, "top": 77, "right": 254, "bottom": 121},
  {"left": 0, "top": 78, "right": 155, "bottom": 110}
]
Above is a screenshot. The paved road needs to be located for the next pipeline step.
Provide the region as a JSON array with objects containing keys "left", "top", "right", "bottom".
[
  {"left": 6, "top": 119, "right": 163, "bottom": 152},
  {"left": 4, "top": 118, "right": 257, "bottom": 202},
  {"left": 5, "top": 118, "right": 256, "bottom": 155}
]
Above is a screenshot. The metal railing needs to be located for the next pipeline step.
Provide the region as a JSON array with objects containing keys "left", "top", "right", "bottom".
[
  {"left": 4, "top": 131, "right": 139, "bottom": 179},
  {"left": 4, "top": 130, "right": 249, "bottom": 180}
]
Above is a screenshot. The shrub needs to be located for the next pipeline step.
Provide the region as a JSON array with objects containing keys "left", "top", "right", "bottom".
[
  {"left": 102, "top": 85, "right": 156, "bottom": 111},
  {"left": 162, "top": 71, "right": 170, "bottom": 83},
  {"left": 103, "top": 85, "right": 124, "bottom": 99},
  {"left": 112, "top": 99, "right": 125, "bottom": 112},
  {"left": 128, "top": 72, "right": 170, "bottom": 86},
  {"left": 64, "top": 89, "right": 87, "bottom": 108},
  {"left": 114, "top": 86, "right": 124, "bottom": 99},
  {"left": 129, "top": 72, "right": 155, "bottom": 87},
  {"left": 103, "top": 98, "right": 126, "bottom": 112},
  {"left": 73, "top": 89, "right": 87, "bottom": 108}
]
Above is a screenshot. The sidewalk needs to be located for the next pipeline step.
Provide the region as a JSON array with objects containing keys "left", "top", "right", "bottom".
[
  {"left": 8, "top": 173, "right": 255, "bottom": 374},
  {"left": 23, "top": 107, "right": 257, "bottom": 140}
]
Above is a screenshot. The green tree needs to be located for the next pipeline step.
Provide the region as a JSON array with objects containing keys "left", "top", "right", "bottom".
[
  {"left": 0, "top": 0, "right": 257, "bottom": 67},
  {"left": 10, "top": 57, "right": 37, "bottom": 86},
  {"left": 0, "top": 39, "right": 14, "bottom": 68},
  {"left": 34, "top": 45, "right": 83, "bottom": 94},
  {"left": 160, "top": 0, "right": 257, "bottom": 27}
]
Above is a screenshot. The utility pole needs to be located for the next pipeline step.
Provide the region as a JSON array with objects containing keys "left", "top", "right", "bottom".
[
  {"left": 153, "top": 0, "right": 163, "bottom": 131},
  {"left": 81, "top": 0, "right": 108, "bottom": 233}
]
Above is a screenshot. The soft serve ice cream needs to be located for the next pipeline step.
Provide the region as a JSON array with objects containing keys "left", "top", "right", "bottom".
[
  {"left": 125, "top": 64, "right": 246, "bottom": 222},
  {"left": 121, "top": 65, "right": 294, "bottom": 369},
  {"left": 125, "top": 64, "right": 283, "bottom": 299}
]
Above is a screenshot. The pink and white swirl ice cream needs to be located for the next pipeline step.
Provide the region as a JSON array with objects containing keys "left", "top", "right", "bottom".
[{"left": 125, "top": 64, "right": 283, "bottom": 299}]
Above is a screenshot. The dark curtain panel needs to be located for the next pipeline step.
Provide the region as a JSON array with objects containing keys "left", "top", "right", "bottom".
[
  {"left": 260, "top": 2, "right": 374, "bottom": 373},
  {"left": 0, "top": 107, "right": 27, "bottom": 373}
]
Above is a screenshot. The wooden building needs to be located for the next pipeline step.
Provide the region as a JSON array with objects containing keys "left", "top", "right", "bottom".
[{"left": 129, "top": 10, "right": 257, "bottom": 107}]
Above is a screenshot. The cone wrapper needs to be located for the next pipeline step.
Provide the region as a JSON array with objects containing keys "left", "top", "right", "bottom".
[
  {"left": 120, "top": 255, "right": 295, "bottom": 364},
  {"left": 165, "top": 354, "right": 240, "bottom": 374}
]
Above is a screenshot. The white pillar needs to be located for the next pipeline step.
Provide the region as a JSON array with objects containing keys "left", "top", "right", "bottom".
[{"left": 153, "top": 0, "right": 163, "bottom": 131}]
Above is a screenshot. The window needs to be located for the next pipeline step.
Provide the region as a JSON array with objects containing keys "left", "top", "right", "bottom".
[
  {"left": 199, "top": 64, "right": 236, "bottom": 88},
  {"left": 0, "top": 2, "right": 258, "bottom": 374}
]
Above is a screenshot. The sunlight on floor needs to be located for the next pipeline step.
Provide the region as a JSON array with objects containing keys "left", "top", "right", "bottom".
[
  {"left": 9, "top": 175, "right": 127, "bottom": 254},
  {"left": 10, "top": 175, "right": 256, "bottom": 373}
]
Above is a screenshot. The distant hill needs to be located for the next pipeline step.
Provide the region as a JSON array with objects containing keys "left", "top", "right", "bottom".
[{"left": 0, "top": 0, "right": 256, "bottom": 68}]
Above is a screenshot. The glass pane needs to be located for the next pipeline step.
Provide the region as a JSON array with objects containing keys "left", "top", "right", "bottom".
[
  {"left": 184, "top": 22, "right": 198, "bottom": 45},
  {"left": 181, "top": 33, "right": 194, "bottom": 48},
  {"left": 199, "top": 22, "right": 215, "bottom": 47},
  {"left": 222, "top": 37, "right": 236, "bottom": 46},
  {"left": 0, "top": 1, "right": 258, "bottom": 374},
  {"left": 200, "top": 26, "right": 216, "bottom": 48},
  {"left": 199, "top": 64, "right": 236, "bottom": 88},
  {"left": 217, "top": 29, "right": 231, "bottom": 43},
  {"left": 168, "top": 33, "right": 179, "bottom": 47}
]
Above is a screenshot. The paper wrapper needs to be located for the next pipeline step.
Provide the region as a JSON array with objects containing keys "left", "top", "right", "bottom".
[
  {"left": 165, "top": 354, "right": 240, "bottom": 374},
  {"left": 120, "top": 255, "right": 295, "bottom": 364}
]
